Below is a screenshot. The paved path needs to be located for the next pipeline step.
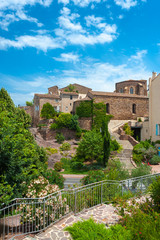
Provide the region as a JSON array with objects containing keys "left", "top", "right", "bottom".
[
  {"left": 24, "top": 204, "right": 120, "bottom": 240},
  {"left": 63, "top": 174, "right": 86, "bottom": 189}
]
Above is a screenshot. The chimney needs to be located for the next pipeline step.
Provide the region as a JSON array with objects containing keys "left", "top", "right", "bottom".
[{"left": 152, "top": 72, "right": 157, "bottom": 79}]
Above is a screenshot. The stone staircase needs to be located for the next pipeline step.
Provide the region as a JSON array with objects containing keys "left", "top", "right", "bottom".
[{"left": 110, "top": 129, "right": 135, "bottom": 171}]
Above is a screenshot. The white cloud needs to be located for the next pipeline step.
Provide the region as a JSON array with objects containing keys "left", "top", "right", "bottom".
[
  {"left": 0, "top": 0, "right": 52, "bottom": 30},
  {"left": 0, "top": 35, "right": 65, "bottom": 51},
  {"left": 129, "top": 49, "right": 148, "bottom": 62},
  {"left": 118, "top": 14, "right": 124, "bottom": 19},
  {"left": 55, "top": 9, "right": 118, "bottom": 46},
  {"left": 58, "top": 0, "right": 70, "bottom": 5},
  {"left": 114, "top": 0, "right": 137, "bottom": 9},
  {"left": 53, "top": 52, "right": 80, "bottom": 62}
]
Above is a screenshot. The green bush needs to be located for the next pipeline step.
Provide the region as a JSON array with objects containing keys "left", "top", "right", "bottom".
[
  {"left": 71, "top": 161, "right": 84, "bottom": 170},
  {"left": 123, "top": 123, "right": 133, "bottom": 136},
  {"left": 37, "top": 123, "right": 47, "bottom": 129},
  {"left": 40, "top": 102, "right": 56, "bottom": 119},
  {"left": 76, "top": 130, "right": 103, "bottom": 163},
  {"left": 54, "top": 161, "right": 63, "bottom": 171},
  {"left": 0, "top": 177, "right": 14, "bottom": 208},
  {"left": 133, "top": 140, "right": 157, "bottom": 164},
  {"left": 65, "top": 218, "right": 132, "bottom": 240},
  {"left": 56, "top": 133, "right": 65, "bottom": 144},
  {"left": 149, "top": 155, "right": 160, "bottom": 165},
  {"left": 45, "top": 147, "right": 58, "bottom": 155},
  {"left": 131, "top": 163, "right": 151, "bottom": 178},
  {"left": 81, "top": 170, "right": 105, "bottom": 185},
  {"left": 61, "top": 158, "right": 73, "bottom": 171},
  {"left": 110, "top": 139, "right": 121, "bottom": 152},
  {"left": 42, "top": 169, "right": 64, "bottom": 189},
  {"left": 105, "top": 160, "right": 130, "bottom": 181},
  {"left": 120, "top": 208, "right": 160, "bottom": 240},
  {"left": 50, "top": 122, "right": 58, "bottom": 129},
  {"left": 60, "top": 142, "right": 71, "bottom": 151},
  {"left": 150, "top": 176, "right": 160, "bottom": 210}
]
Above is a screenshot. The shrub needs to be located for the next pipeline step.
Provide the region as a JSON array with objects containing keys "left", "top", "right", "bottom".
[
  {"left": 105, "top": 160, "right": 130, "bottom": 181},
  {"left": 133, "top": 140, "right": 157, "bottom": 163},
  {"left": 37, "top": 123, "right": 47, "bottom": 129},
  {"left": 45, "top": 147, "right": 58, "bottom": 155},
  {"left": 76, "top": 130, "right": 103, "bottom": 163},
  {"left": 138, "top": 118, "right": 142, "bottom": 122},
  {"left": 54, "top": 113, "right": 72, "bottom": 128},
  {"left": 65, "top": 218, "right": 132, "bottom": 240},
  {"left": 61, "top": 158, "right": 73, "bottom": 171},
  {"left": 150, "top": 176, "right": 160, "bottom": 210},
  {"left": 60, "top": 142, "right": 71, "bottom": 151},
  {"left": 81, "top": 170, "right": 105, "bottom": 185},
  {"left": 56, "top": 133, "right": 65, "bottom": 144},
  {"left": 54, "top": 161, "right": 63, "bottom": 172},
  {"left": 149, "top": 155, "right": 160, "bottom": 165},
  {"left": 71, "top": 161, "right": 84, "bottom": 170},
  {"left": 120, "top": 208, "right": 160, "bottom": 240},
  {"left": 123, "top": 123, "right": 133, "bottom": 136},
  {"left": 0, "top": 177, "right": 14, "bottom": 208},
  {"left": 131, "top": 163, "right": 151, "bottom": 178},
  {"left": 110, "top": 139, "right": 121, "bottom": 152},
  {"left": 40, "top": 102, "right": 56, "bottom": 119},
  {"left": 50, "top": 122, "right": 58, "bottom": 129},
  {"left": 42, "top": 169, "right": 64, "bottom": 189}
]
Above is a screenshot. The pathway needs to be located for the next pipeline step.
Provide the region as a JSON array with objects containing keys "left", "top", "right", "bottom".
[
  {"left": 63, "top": 174, "right": 86, "bottom": 189},
  {"left": 24, "top": 204, "right": 120, "bottom": 240}
]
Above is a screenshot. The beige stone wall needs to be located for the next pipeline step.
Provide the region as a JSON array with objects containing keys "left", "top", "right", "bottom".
[
  {"left": 93, "top": 95, "right": 149, "bottom": 120},
  {"left": 116, "top": 80, "right": 147, "bottom": 96},
  {"left": 78, "top": 117, "right": 92, "bottom": 130},
  {"left": 20, "top": 106, "right": 34, "bottom": 121},
  {"left": 141, "top": 121, "right": 150, "bottom": 141},
  {"left": 33, "top": 96, "right": 61, "bottom": 126},
  {"left": 61, "top": 94, "right": 78, "bottom": 113},
  {"left": 149, "top": 74, "right": 160, "bottom": 141}
]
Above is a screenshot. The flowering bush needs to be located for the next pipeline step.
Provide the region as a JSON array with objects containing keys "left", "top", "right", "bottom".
[{"left": 19, "top": 176, "right": 69, "bottom": 230}]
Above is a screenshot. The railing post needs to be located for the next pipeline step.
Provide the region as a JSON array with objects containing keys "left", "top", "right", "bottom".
[
  {"left": 43, "top": 199, "right": 45, "bottom": 230},
  {"left": 74, "top": 190, "right": 77, "bottom": 214},
  {"left": 101, "top": 182, "right": 103, "bottom": 204}
]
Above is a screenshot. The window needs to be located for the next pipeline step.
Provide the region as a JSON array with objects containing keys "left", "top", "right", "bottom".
[
  {"left": 106, "top": 103, "right": 110, "bottom": 114},
  {"left": 70, "top": 103, "right": 72, "bottom": 106},
  {"left": 132, "top": 104, "right": 136, "bottom": 114},
  {"left": 66, "top": 106, "right": 68, "bottom": 111},
  {"left": 119, "top": 88, "right": 123, "bottom": 93},
  {"left": 70, "top": 95, "right": 73, "bottom": 100},
  {"left": 55, "top": 99, "right": 59, "bottom": 102},
  {"left": 35, "top": 105, "right": 39, "bottom": 111},
  {"left": 156, "top": 124, "right": 160, "bottom": 136},
  {"left": 130, "top": 87, "right": 134, "bottom": 94}
]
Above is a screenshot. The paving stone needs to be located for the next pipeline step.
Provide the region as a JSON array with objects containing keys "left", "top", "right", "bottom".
[{"left": 51, "top": 232, "right": 57, "bottom": 239}]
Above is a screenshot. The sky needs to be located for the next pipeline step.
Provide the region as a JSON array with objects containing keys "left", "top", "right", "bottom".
[{"left": 0, "top": 0, "right": 160, "bottom": 106}]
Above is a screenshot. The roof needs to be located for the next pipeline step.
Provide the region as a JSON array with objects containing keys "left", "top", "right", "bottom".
[
  {"left": 34, "top": 94, "right": 60, "bottom": 99},
  {"left": 89, "top": 91, "right": 149, "bottom": 99},
  {"left": 60, "top": 83, "right": 92, "bottom": 94},
  {"left": 116, "top": 80, "right": 147, "bottom": 85},
  {"left": 60, "top": 91, "right": 79, "bottom": 95},
  {"left": 74, "top": 96, "right": 92, "bottom": 102}
]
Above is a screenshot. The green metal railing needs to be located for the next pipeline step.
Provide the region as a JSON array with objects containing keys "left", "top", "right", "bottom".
[{"left": 0, "top": 173, "right": 160, "bottom": 240}]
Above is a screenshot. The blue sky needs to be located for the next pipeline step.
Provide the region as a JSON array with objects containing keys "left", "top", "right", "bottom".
[{"left": 0, "top": 0, "right": 159, "bottom": 105}]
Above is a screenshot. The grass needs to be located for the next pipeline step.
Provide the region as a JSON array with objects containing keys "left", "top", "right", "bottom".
[{"left": 60, "top": 169, "right": 88, "bottom": 175}]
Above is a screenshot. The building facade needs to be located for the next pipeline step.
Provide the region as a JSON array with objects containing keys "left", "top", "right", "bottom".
[
  {"left": 149, "top": 72, "right": 160, "bottom": 141},
  {"left": 73, "top": 80, "right": 149, "bottom": 120}
]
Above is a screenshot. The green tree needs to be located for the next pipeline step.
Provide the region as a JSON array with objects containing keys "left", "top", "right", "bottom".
[
  {"left": 26, "top": 101, "right": 33, "bottom": 106},
  {"left": 0, "top": 88, "right": 15, "bottom": 112},
  {"left": 101, "top": 116, "right": 111, "bottom": 167},
  {"left": 76, "top": 130, "right": 103, "bottom": 163},
  {"left": 41, "top": 102, "right": 56, "bottom": 119}
]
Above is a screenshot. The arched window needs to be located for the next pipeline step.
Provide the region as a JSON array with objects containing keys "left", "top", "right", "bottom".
[
  {"left": 106, "top": 103, "right": 110, "bottom": 114},
  {"left": 130, "top": 87, "right": 134, "bottom": 94},
  {"left": 132, "top": 104, "right": 136, "bottom": 114}
]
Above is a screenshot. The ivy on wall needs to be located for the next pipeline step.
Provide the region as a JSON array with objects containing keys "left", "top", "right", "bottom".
[{"left": 76, "top": 100, "right": 113, "bottom": 130}]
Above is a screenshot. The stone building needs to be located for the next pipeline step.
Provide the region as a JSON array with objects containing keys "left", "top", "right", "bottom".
[
  {"left": 73, "top": 80, "right": 149, "bottom": 121},
  {"left": 32, "top": 83, "right": 92, "bottom": 125}
]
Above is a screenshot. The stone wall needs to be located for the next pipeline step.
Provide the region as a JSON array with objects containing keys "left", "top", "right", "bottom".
[
  {"left": 39, "top": 128, "right": 77, "bottom": 140},
  {"left": 78, "top": 117, "right": 92, "bottom": 130},
  {"left": 116, "top": 80, "right": 147, "bottom": 96},
  {"left": 92, "top": 95, "right": 149, "bottom": 120},
  {"left": 118, "top": 127, "right": 139, "bottom": 146},
  {"left": 20, "top": 106, "right": 34, "bottom": 122}
]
